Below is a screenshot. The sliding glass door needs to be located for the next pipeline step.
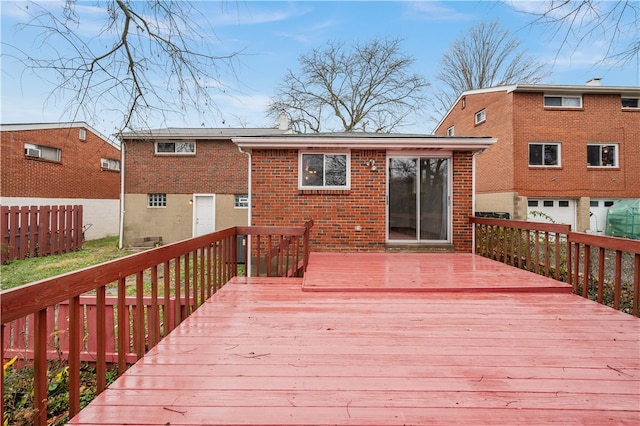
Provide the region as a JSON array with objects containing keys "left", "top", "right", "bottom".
[{"left": 388, "top": 156, "right": 450, "bottom": 242}]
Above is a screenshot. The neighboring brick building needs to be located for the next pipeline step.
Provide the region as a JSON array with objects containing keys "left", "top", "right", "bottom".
[
  {"left": 118, "top": 127, "right": 289, "bottom": 247},
  {"left": 0, "top": 122, "right": 121, "bottom": 240},
  {"left": 434, "top": 81, "right": 640, "bottom": 232},
  {"left": 232, "top": 134, "right": 494, "bottom": 252}
]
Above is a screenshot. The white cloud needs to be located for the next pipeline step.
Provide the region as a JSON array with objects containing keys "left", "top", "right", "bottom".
[{"left": 403, "top": 1, "right": 472, "bottom": 21}]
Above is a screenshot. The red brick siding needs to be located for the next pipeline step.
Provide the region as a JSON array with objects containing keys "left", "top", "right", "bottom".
[
  {"left": 435, "top": 91, "right": 515, "bottom": 194},
  {"left": 513, "top": 93, "right": 640, "bottom": 198},
  {"left": 435, "top": 90, "right": 639, "bottom": 199},
  {"left": 1, "top": 127, "right": 120, "bottom": 199},
  {"left": 251, "top": 149, "right": 475, "bottom": 252},
  {"left": 124, "top": 139, "right": 248, "bottom": 194}
]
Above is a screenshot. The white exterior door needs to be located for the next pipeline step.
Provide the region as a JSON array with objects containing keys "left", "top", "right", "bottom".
[{"left": 193, "top": 194, "right": 215, "bottom": 237}]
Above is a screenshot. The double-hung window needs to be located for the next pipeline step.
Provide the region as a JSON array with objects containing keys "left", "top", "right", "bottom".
[
  {"left": 155, "top": 141, "right": 196, "bottom": 154},
  {"left": 299, "top": 152, "right": 350, "bottom": 189},
  {"left": 529, "top": 143, "right": 560, "bottom": 167},
  {"left": 474, "top": 109, "right": 486, "bottom": 124},
  {"left": 587, "top": 143, "right": 618, "bottom": 167},
  {"left": 544, "top": 95, "right": 582, "bottom": 108}
]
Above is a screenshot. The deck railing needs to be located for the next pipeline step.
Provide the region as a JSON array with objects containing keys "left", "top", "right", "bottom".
[
  {"left": 470, "top": 217, "right": 640, "bottom": 317},
  {"left": 1, "top": 222, "right": 313, "bottom": 425}
]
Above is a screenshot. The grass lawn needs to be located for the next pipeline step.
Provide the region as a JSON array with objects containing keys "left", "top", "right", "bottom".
[{"left": 0, "top": 236, "right": 133, "bottom": 291}]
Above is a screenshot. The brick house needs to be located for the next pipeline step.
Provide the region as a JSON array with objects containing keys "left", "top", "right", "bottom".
[
  {"left": 433, "top": 81, "right": 640, "bottom": 232},
  {"left": 232, "top": 134, "right": 495, "bottom": 252},
  {"left": 0, "top": 122, "right": 120, "bottom": 240},
  {"left": 118, "top": 127, "right": 290, "bottom": 247}
]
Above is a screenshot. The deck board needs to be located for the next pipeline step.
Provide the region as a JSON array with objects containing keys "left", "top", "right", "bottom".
[{"left": 68, "top": 253, "right": 640, "bottom": 425}]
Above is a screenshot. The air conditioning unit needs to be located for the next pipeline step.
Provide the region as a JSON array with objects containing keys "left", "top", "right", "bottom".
[
  {"left": 101, "top": 159, "right": 110, "bottom": 168},
  {"left": 25, "top": 148, "right": 41, "bottom": 158}
]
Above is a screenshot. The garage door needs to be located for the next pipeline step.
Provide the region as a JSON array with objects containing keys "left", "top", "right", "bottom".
[{"left": 527, "top": 199, "right": 576, "bottom": 229}]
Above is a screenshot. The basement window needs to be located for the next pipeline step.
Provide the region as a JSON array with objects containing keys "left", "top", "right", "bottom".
[{"left": 148, "top": 193, "right": 167, "bottom": 208}]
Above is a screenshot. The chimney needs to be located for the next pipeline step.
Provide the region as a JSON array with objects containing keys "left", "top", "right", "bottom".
[
  {"left": 278, "top": 111, "right": 289, "bottom": 131},
  {"left": 586, "top": 78, "right": 602, "bottom": 86}
]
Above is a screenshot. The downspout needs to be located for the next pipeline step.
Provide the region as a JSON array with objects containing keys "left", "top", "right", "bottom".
[
  {"left": 471, "top": 150, "right": 479, "bottom": 255},
  {"left": 238, "top": 146, "right": 252, "bottom": 277},
  {"left": 118, "top": 141, "right": 126, "bottom": 250}
]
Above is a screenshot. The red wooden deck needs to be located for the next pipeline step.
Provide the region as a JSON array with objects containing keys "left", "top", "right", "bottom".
[{"left": 69, "top": 253, "right": 640, "bottom": 425}]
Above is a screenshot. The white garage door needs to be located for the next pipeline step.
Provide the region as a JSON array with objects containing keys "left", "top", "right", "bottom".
[
  {"left": 589, "top": 199, "right": 617, "bottom": 233},
  {"left": 527, "top": 199, "right": 576, "bottom": 229}
]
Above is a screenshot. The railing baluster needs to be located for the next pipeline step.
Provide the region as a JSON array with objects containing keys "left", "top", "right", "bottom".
[
  {"left": 614, "top": 250, "right": 622, "bottom": 310},
  {"left": 68, "top": 296, "right": 81, "bottom": 417},
  {"left": 597, "top": 247, "right": 605, "bottom": 304},
  {"left": 33, "top": 310, "right": 48, "bottom": 426},
  {"left": 96, "top": 286, "right": 106, "bottom": 392},
  {"left": 583, "top": 244, "right": 591, "bottom": 298},
  {"left": 633, "top": 254, "right": 639, "bottom": 317}
]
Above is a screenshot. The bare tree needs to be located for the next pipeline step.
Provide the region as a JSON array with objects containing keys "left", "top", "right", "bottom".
[
  {"left": 6, "top": 1, "right": 239, "bottom": 133},
  {"left": 524, "top": 0, "right": 639, "bottom": 66},
  {"left": 431, "top": 19, "right": 549, "bottom": 121},
  {"left": 268, "top": 37, "right": 429, "bottom": 133}
]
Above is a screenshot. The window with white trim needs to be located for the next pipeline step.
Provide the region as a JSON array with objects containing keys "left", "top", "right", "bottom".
[
  {"left": 587, "top": 143, "right": 618, "bottom": 167},
  {"left": 474, "top": 109, "right": 486, "bottom": 124},
  {"left": 529, "top": 143, "right": 560, "bottom": 167},
  {"left": 148, "top": 193, "right": 167, "bottom": 207},
  {"left": 155, "top": 141, "right": 195, "bottom": 154},
  {"left": 24, "top": 143, "right": 61, "bottom": 162},
  {"left": 299, "top": 152, "right": 350, "bottom": 189},
  {"left": 544, "top": 95, "right": 582, "bottom": 108},
  {"left": 447, "top": 126, "right": 455, "bottom": 136},
  {"left": 622, "top": 97, "right": 639, "bottom": 108},
  {"left": 101, "top": 158, "right": 120, "bottom": 171},
  {"left": 234, "top": 194, "right": 249, "bottom": 208}
]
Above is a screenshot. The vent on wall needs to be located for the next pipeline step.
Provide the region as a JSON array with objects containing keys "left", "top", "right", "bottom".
[{"left": 25, "top": 148, "right": 41, "bottom": 158}]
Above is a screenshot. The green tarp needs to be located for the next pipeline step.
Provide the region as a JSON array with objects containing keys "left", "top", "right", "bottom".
[{"left": 605, "top": 199, "right": 640, "bottom": 240}]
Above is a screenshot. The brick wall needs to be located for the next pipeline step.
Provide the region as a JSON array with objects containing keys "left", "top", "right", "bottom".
[
  {"left": 1, "top": 127, "right": 120, "bottom": 199},
  {"left": 435, "top": 89, "right": 640, "bottom": 199},
  {"left": 251, "top": 148, "right": 476, "bottom": 252},
  {"left": 435, "top": 91, "right": 515, "bottom": 194},
  {"left": 124, "top": 139, "right": 248, "bottom": 194}
]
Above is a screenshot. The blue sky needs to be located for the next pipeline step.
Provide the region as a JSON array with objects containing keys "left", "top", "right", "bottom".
[{"left": 1, "top": 1, "right": 638, "bottom": 137}]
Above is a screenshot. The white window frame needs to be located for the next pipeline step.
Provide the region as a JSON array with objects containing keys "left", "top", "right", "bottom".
[
  {"left": 587, "top": 143, "right": 619, "bottom": 168},
  {"left": 528, "top": 142, "right": 561, "bottom": 167},
  {"left": 101, "top": 157, "right": 120, "bottom": 171},
  {"left": 234, "top": 194, "right": 249, "bottom": 208},
  {"left": 474, "top": 109, "right": 486, "bottom": 124},
  {"left": 544, "top": 95, "right": 582, "bottom": 108},
  {"left": 299, "top": 151, "right": 351, "bottom": 190},
  {"left": 447, "top": 126, "right": 455, "bottom": 136},
  {"left": 148, "top": 193, "right": 167, "bottom": 208},
  {"left": 621, "top": 97, "right": 639, "bottom": 109},
  {"left": 155, "top": 140, "right": 196, "bottom": 155},
  {"left": 24, "top": 142, "right": 61, "bottom": 162}
]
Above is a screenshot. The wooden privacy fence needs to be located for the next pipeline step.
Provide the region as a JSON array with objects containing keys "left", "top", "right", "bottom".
[
  {"left": 470, "top": 216, "right": 640, "bottom": 317},
  {"left": 1, "top": 205, "right": 83, "bottom": 263},
  {"left": 1, "top": 221, "right": 313, "bottom": 425}
]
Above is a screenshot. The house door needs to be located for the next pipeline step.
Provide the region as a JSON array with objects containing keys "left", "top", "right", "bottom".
[
  {"left": 387, "top": 157, "right": 450, "bottom": 242},
  {"left": 193, "top": 194, "right": 215, "bottom": 237}
]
